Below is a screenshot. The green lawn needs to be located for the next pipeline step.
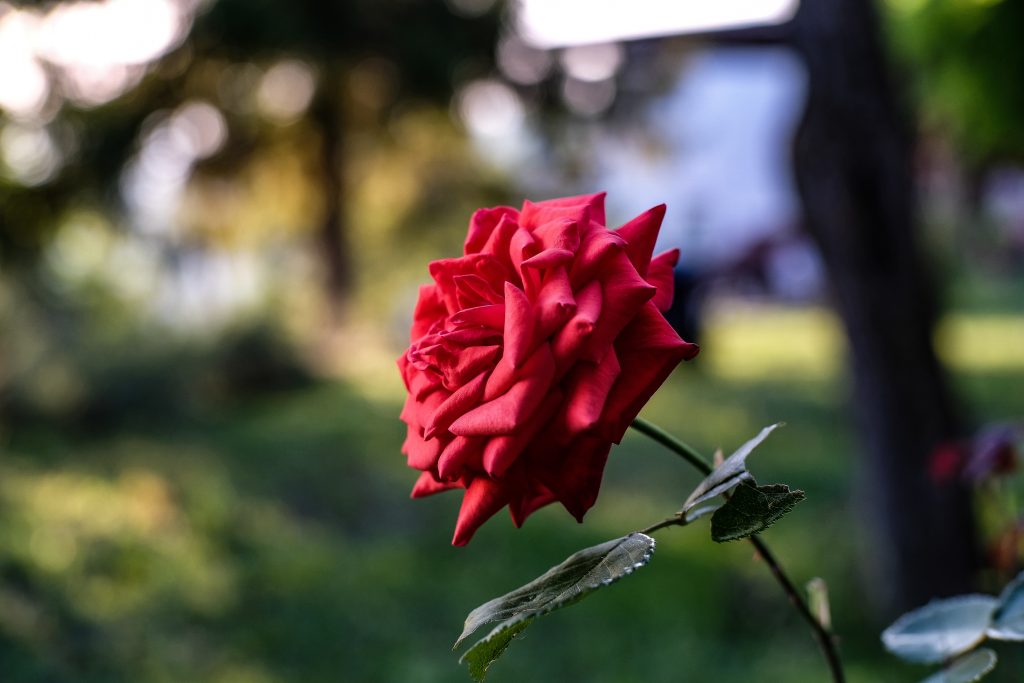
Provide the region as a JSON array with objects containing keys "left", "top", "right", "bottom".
[{"left": 2, "top": 303, "right": 1023, "bottom": 682}]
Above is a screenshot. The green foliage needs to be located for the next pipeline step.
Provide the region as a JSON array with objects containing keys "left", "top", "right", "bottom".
[
  {"left": 886, "top": 0, "right": 1024, "bottom": 162},
  {"left": 675, "top": 423, "right": 805, "bottom": 543},
  {"left": 710, "top": 483, "right": 806, "bottom": 543},
  {"left": 462, "top": 619, "right": 533, "bottom": 683},
  {"left": 3, "top": 301, "right": 1021, "bottom": 682},
  {"left": 456, "top": 533, "right": 656, "bottom": 682},
  {"left": 451, "top": 422, "right": 809, "bottom": 681}
]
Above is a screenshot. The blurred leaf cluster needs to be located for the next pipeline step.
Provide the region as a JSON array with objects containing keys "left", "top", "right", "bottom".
[{"left": 886, "top": 0, "right": 1024, "bottom": 163}]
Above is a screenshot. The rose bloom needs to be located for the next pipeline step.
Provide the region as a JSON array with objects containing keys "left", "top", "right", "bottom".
[{"left": 398, "top": 192, "right": 698, "bottom": 545}]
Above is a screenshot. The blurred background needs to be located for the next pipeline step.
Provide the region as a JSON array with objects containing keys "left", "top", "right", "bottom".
[{"left": 1, "top": 0, "right": 1023, "bottom": 681}]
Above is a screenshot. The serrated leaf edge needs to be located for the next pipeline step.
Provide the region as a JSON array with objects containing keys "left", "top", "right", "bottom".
[
  {"left": 457, "top": 533, "right": 657, "bottom": 673},
  {"left": 455, "top": 533, "right": 655, "bottom": 649},
  {"left": 709, "top": 484, "right": 806, "bottom": 543}
]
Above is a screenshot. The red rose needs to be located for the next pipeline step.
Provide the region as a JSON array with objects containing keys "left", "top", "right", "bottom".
[{"left": 398, "top": 192, "right": 698, "bottom": 545}]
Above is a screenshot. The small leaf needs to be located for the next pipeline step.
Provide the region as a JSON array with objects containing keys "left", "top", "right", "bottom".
[
  {"left": 456, "top": 533, "right": 656, "bottom": 681},
  {"left": 682, "top": 423, "right": 781, "bottom": 513},
  {"left": 709, "top": 483, "right": 805, "bottom": 542},
  {"left": 882, "top": 596, "right": 998, "bottom": 664},
  {"left": 919, "top": 648, "right": 998, "bottom": 683},
  {"left": 987, "top": 569, "right": 1024, "bottom": 641}
]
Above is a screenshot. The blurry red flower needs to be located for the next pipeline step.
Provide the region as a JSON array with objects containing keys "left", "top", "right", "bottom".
[
  {"left": 929, "top": 423, "right": 1021, "bottom": 485},
  {"left": 398, "top": 192, "right": 698, "bottom": 545},
  {"left": 928, "top": 441, "right": 966, "bottom": 484}
]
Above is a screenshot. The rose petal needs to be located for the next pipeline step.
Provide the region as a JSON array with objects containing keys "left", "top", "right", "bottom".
[
  {"left": 615, "top": 299, "right": 698, "bottom": 357},
  {"left": 509, "top": 227, "right": 540, "bottom": 295},
  {"left": 397, "top": 353, "right": 412, "bottom": 391},
  {"left": 411, "top": 470, "right": 460, "bottom": 498},
  {"left": 533, "top": 267, "right": 576, "bottom": 339},
  {"left": 442, "top": 344, "right": 500, "bottom": 391},
  {"left": 647, "top": 249, "right": 680, "bottom": 312},
  {"left": 465, "top": 206, "right": 519, "bottom": 255},
  {"left": 406, "top": 368, "right": 443, "bottom": 401},
  {"left": 580, "top": 250, "right": 656, "bottom": 363},
  {"left": 450, "top": 303, "right": 505, "bottom": 329},
  {"left": 400, "top": 386, "right": 446, "bottom": 429},
  {"left": 439, "top": 326, "right": 501, "bottom": 347},
  {"left": 429, "top": 255, "right": 478, "bottom": 314},
  {"left": 429, "top": 254, "right": 510, "bottom": 314},
  {"left": 615, "top": 204, "right": 666, "bottom": 276},
  {"left": 452, "top": 476, "right": 509, "bottom": 546},
  {"left": 532, "top": 216, "right": 580, "bottom": 254},
  {"left": 508, "top": 482, "right": 557, "bottom": 528},
  {"left": 480, "top": 214, "right": 519, "bottom": 272},
  {"left": 402, "top": 424, "right": 447, "bottom": 470},
  {"left": 452, "top": 344, "right": 555, "bottom": 436},
  {"left": 502, "top": 281, "right": 534, "bottom": 369},
  {"left": 519, "top": 200, "right": 589, "bottom": 233},
  {"left": 426, "top": 370, "right": 488, "bottom": 439},
  {"left": 474, "top": 256, "right": 511, "bottom": 289},
  {"left": 551, "top": 280, "right": 602, "bottom": 371},
  {"left": 408, "top": 343, "right": 447, "bottom": 375},
  {"left": 522, "top": 247, "right": 574, "bottom": 270},
  {"left": 438, "top": 435, "right": 485, "bottom": 481},
  {"left": 599, "top": 303, "right": 698, "bottom": 443},
  {"left": 537, "top": 434, "right": 611, "bottom": 522},
  {"left": 454, "top": 274, "right": 501, "bottom": 309},
  {"left": 562, "top": 349, "right": 621, "bottom": 434},
  {"left": 527, "top": 192, "right": 606, "bottom": 227},
  {"left": 568, "top": 229, "right": 627, "bottom": 288},
  {"left": 482, "top": 390, "right": 562, "bottom": 478},
  {"left": 411, "top": 284, "right": 446, "bottom": 341}
]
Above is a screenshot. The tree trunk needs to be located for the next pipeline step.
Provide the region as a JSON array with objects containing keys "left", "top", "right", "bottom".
[
  {"left": 310, "top": 66, "right": 352, "bottom": 324},
  {"left": 790, "top": 0, "right": 978, "bottom": 612}
]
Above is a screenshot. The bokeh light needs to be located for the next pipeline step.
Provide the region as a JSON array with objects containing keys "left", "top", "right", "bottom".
[
  {"left": 0, "top": 0, "right": 193, "bottom": 118},
  {"left": 256, "top": 60, "right": 317, "bottom": 125},
  {"left": 0, "top": 122, "right": 61, "bottom": 185}
]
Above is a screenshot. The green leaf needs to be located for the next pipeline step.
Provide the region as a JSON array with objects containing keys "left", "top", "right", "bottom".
[
  {"left": 987, "top": 569, "right": 1024, "bottom": 641},
  {"left": 462, "top": 619, "right": 533, "bottom": 682},
  {"left": 455, "top": 533, "right": 656, "bottom": 681},
  {"left": 919, "top": 648, "right": 998, "bottom": 683},
  {"left": 881, "top": 596, "right": 998, "bottom": 664},
  {"left": 682, "top": 423, "right": 782, "bottom": 513},
  {"left": 709, "top": 483, "right": 805, "bottom": 542}
]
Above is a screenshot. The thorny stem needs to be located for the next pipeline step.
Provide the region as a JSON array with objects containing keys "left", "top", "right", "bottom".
[{"left": 630, "top": 417, "right": 846, "bottom": 683}]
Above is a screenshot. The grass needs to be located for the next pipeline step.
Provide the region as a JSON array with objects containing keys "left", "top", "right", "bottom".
[{"left": 1, "top": 302, "right": 1023, "bottom": 682}]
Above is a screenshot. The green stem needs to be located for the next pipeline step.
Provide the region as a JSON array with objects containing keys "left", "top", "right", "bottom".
[
  {"left": 630, "top": 416, "right": 712, "bottom": 475},
  {"left": 630, "top": 417, "right": 846, "bottom": 683},
  {"left": 638, "top": 515, "right": 686, "bottom": 535}
]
